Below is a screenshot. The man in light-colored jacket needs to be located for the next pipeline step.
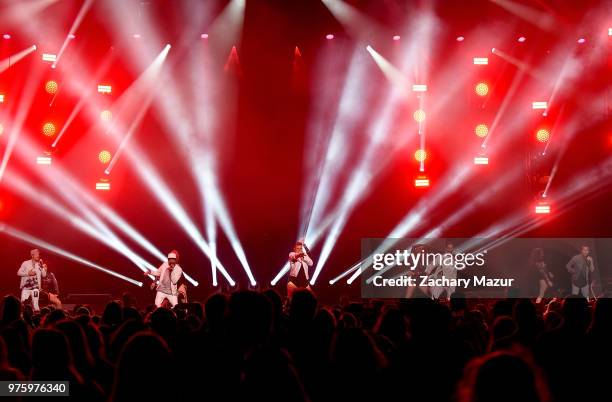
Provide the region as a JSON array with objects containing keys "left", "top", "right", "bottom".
[
  {"left": 17, "top": 249, "right": 47, "bottom": 311},
  {"left": 149, "top": 251, "right": 183, "bottom": 307}
]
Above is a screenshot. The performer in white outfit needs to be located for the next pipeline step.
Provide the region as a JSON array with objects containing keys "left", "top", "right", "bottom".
[
  {"left": 424, "top": 241, "right": 457, "bottom": 299},
  {"left": 149, "top": 251, "right": 183, "bottom": 307},
  {"left": 17, "top": 249, "right": 47, "bottom": 312},
  {"left": 287, "top": 241, "right": 313, "bottom": 299}
]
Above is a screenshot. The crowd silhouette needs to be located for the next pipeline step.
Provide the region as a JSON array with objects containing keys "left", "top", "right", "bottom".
[{"left": 1, "top": 290, "right": 610, "bottom": 402}]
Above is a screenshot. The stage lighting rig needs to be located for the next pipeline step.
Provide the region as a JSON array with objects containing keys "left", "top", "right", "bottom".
[
  {"left": 97, "top": 84, "right": 112, "bottom": 94},
  {"left": 414, "top": 175, "right": 430, "bottom": 188},
  {"left": 96, "top": 178, "right": 111, "bottom": 191},
  {"left": 474, "top": 155, "right": 489, "bottom": 165}
]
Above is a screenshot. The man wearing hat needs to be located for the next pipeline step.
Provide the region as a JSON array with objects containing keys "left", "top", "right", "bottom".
[
  {"left": 17, "top": 249, "right": 47, "bottom": 312},
  {"left": 149, "top": 251, "right": 183, "bottom": 307}
]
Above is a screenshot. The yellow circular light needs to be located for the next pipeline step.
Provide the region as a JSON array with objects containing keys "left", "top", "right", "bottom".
[
  {"left": 42, "top": 122, "right": 56, "bottom": 137},
  {"left": 45, "top": 80, "right": 58, "bottom": 94},
  {"left": 414, "top": 149, "right": 427, "bottom": 162},
  {"left": 475, "top": 82, "right": 489, "bottom": 96},
  {"left": 536, "top": 128, "right": 550, "bottom": 143},
  {"left": 413, "top": 109, "right": 426, "bottom": 123},
  {"left": 98, "top": 150, "right": 112, "bottom": 164},
  {"left": 475, "top": 124, "right": 489, "bottom": 138}
]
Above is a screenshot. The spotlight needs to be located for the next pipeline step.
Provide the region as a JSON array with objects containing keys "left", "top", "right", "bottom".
[
  {"left": 532, "top": 101, "right": 547, "bottom": 109},
  {"left": 414, "top": 175, "right": 430, "bottom": 187},
  {"left": 473, "top": 57, "right": 488, "bottom": 65},
  {"left": 392, "top": 35, "right": 400, "bottom": 41},
  {"left": 98, "top": 150, "right": 112, "bottom": 164},
  {"left": 42, "top": 122, "right": 56, "bottom": 137},
  {"left": 96, "top": 178, "right": 111, "bottom": 191},
  {"left": 326, "top": 34, "right": 334, "bottom": 40},
  {"left": 475, "top": 82, "right": 489, "bottom": 96},
  {"left": 36, "top": 155, "right": 52, "bottom": 165},
  {"left": 535, "top": 202, "right": 550, "bottom": 214},
  {"left": 41, "top": 53, "right": 57, "bottom": 62},
  {"left": 456, "top": 36, "right": 465, "bottom": 42},
  {"left": 474, "top": 156, "right": 489, "bottom": 165},
  {"left": 44, "top": 80, "right": 58, "bottom": 94},
  {"left": 609, "top": 28, "right": 612, "bottom": 36},
  {"left": 413, "top": 109, "right": 426, "bottom": 123},
  {"left": 0, "top": 123, "right": 4, "bottom": 136},
  {"left": 412, "top": 84, "right": 427, "bottom": 92},
  {"left": 100, "top": 110, "right": 112, "bottom": 121},
  {"left": 201, "top": 33, "right": 209, "bottom": 39},
  {"left": 577, "top": 38, "right": 586, "bottom": 44},
  {"left": 518, "top": 36, "right": 526, "bottom": 42},
  {"left": 0, "top": 94, "right": 4, "bottom": 103},
  {"left": 2, "top": 34, "right": 10, "bottom": 40},
  {"left": 67, "top": 34, "right": 76, "bottom": 39},
  {"left": 414, "top": 149, "right": 427, "bottom": 162},
  {"left": 133, "top": 33, "right": 141, "bottom": 39},
  {"left": 97, "top": 84, "right": 112, "bottom": 94},
  {"left": 536, "top": 128, "right": 550, "bottom": 143},
  {"left": 474, "top": 124, "right": 489, "bottom": 138}
]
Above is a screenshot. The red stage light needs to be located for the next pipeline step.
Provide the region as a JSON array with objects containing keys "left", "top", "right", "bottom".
[
  {"left": 2, "top": 34, "right": 10, "bottom": 40},
  {"left": 96, "top": 178, "right": 111, "bottom": 191},
  {"left": 326, "top": 34, "right": 334, "bottom": 40},
  {"left": 98, "top": 150, "right": 112, "bottom": 164},
  {"left": 535, "top": 202, "right": 551, "bottom": 214},
  {"left": 518, "top": 36, "right": 526, "bottom": 42},
  {"left": 577, "top": 38, "right": 586, "bottom": 44},
  {"left": 414, "top": 149, "right": 427, "bottom": 162},
  {"left": 45, "top": 80, "right": 58, "bottom": 94},
  {"left": 474, "top": 155, "right": 489, "bottom": 165},
  {"left": 456, "top": 36, "right": 465, "bottom": 42},
  {"left": 42, "top": 122, "right": 56, "bottom": 137},
  {"left": 42, "top": 53, "right": 57, "bottom": 62},
  {"left": 100, "top": 110, "right": 112, "bottom": 121},
  {"left": 0, "top": 123, "right": 4, "bottom": 136},
  {"left": 201, "top": 33, "right": 209, "bottom": 39},
  {"left": 0, "top": 94, "right": 5, "bottom": 103},
  {"left": 97, "top": 84, "right": 112, "bottom": 94},
  {"left": 414, "top": 175, "right": 430, "bottom": 187},
  {"left": 392, "top": 35, "right": 400, "bottom": 41},
  {"left": 536, "top": 128, "right": 550, "bottom": 143},
  {"left": 475, "top": 82, "right": 489, "bottom": 96},
  {"left": 475, "top": 124, "right": 489, "bottom": 137},
  {"left": 413, "top": 109, "right": 426, "bottom": 123}
]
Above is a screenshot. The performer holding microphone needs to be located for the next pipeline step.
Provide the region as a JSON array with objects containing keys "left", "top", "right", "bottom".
[
  {"left": 17, "top": 249, "right": 47, "bottom": 312},
  {"left": 148, "top": 250, "right": 183, "bottom": 307},
  {"left": 287, "top": 240, "right": 313, "bottom": 298},
  {"left": 566, "top": 245, "right": 595, "bottom": 299}
]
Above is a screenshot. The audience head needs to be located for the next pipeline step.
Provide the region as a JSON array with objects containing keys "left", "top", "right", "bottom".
[{"left": 459, "top": 350, "right": 550, "bottom": 402}]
